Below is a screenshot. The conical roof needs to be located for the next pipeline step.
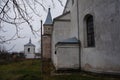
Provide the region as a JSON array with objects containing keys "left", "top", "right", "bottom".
[
  {"left": 24, "top": 38, "right": 35, "bottom": 47},
  {"left": 44, "top": 8, "right": 52, "bottom": 25}
]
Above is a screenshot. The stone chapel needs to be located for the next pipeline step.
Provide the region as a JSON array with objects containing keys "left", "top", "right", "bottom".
[
  {"left": 24, "top": 39, "right": 35, "bottom": 59},
  {"left": 42, "top": 0, "right": 120, "bottom": 74}
]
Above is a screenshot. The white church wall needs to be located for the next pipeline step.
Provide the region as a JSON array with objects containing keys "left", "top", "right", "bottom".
[
  {"left": 24, "top": 46, "right": 35, "bottom": 59},
  {"left": 24, "top": 46, "right": 35, "bottom": 54},
  {"left": 63, "top": 0, "right": 72, "bottom": 13},
  {"left": 52, "top": 0, "right": 120, "bottom": 74},
  {"left": 78, "top": 0, "right": 120, "bottom": 73},
  {"left": 25, "top": 54, "right": 35, "bottom": 59},
  {"left": 56, "top": 13, "right": 71, "bottom": 20},
  {"left": 69, "top": 0, "right": 78, "bottom": 38},
  {"left": 52, "top": 21, "right": 71, "bottom": 66},
  {"left": 55, "top": 44, "right": 79, "bottom": 70}
]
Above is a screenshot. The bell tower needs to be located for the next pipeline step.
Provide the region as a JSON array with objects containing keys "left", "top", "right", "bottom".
[
  {"left": 43, "top": 8, "right": 53, "bottom": 35},
  {"left": 42, "top": 8, "right": 53, "bottom": 60}
]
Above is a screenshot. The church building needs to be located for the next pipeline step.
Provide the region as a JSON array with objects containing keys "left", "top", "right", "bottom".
[
  {"left": 42, "top": 0, "right": 120, "bottom": 74},
  {"left": 24, "top": 39, "right": 35, "bottom": 59}
]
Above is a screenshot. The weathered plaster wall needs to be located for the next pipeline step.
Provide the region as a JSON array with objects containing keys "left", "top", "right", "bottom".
[
  {"left": 52, "top": 0, "right": 120, "bottom": 74},
  {"left": 78, "top": 0, "right": 120, "bottom": 73},
  {"left": 63, "top": 0, "right": 72, "bottom": 13},
  {"left": 24, "top": 46, "right": 35, "bottom": 58},
  {"left": 56, "top": 13, "right": 71, "bottom": 20},
  {"left": 69, "top": 1, "right": 78, "bottom": 38},
  {"left": 55, "top": 44, "right": 79, "bottom": 70},
  {"left": 52, "top": 21, "right": 71, "bottom": 66},
  {"left": 24, "top": 46, "right": 35, "bottom": 54},
  {"left": 25, "top": 54, "right": 35, "bottom": 59}
]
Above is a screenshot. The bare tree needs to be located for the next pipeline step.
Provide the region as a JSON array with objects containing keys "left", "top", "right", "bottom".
[{"left": 0, "top": 0, "right": 65, "bottom": 44}]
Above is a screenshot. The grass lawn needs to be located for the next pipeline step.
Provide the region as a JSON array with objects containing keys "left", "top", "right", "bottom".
[
  {"left": 0, "top": 59, "right": 119, "bottom": 80},
  {"left": 0, "top": 59, "right": 41, "bottom": 80}
]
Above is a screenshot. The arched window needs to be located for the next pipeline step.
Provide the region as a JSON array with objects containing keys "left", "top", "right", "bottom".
[
  {"left": 28, "top": 48, "right": 30, "bottom": 52},
  {"left": 86, "top": 15, "right": 95, "bottom": 47}
]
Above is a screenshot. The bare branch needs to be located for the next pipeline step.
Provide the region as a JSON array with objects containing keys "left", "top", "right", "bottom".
[
  {"left": 58, "top": 0, "right": 64, "bottom": 6},
  {"left": 0, "top": 0, "right": 66, "bottom": 44}
]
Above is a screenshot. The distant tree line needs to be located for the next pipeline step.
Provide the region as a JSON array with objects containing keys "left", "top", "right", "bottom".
[{"left": 0, "top": 46, "right": 25, "bottom": 64}]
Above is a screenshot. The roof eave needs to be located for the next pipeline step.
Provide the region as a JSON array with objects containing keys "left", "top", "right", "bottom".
[{"left": 43, "top": 24, "right": 53, "bottom": 26}]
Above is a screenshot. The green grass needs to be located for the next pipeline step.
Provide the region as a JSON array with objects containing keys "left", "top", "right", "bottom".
[
  {"left": 0, "top": 59, "right": 41, "bottom": 80},
  {"left": 1, "top": 59, "right": 119, "bottom": 80}
]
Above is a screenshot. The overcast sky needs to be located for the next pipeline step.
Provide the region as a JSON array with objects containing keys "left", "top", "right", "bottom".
[{"left": 1, "top": 0, "right": 67, "bottom": 53}]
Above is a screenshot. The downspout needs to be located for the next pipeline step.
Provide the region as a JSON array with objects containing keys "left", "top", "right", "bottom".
[
  {"left": 40, "top": 20, "right": 43, "bottom": 79},
  {"left": 77, "top": 0, "right": 81, "bottom": 71}
]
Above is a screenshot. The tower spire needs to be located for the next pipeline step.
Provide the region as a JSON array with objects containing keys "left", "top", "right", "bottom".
[
  {"left": 29, "top": 38, "right": 31, "bottom": 43},
  {"left": 44, "top": 8, "right": 52, "bottom": 25}
]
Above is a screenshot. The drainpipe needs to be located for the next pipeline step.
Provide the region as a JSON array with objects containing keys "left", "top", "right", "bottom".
[
  {"left": 77, "top": 0, "right": 81, "bottom": 71},
  {"left": 40, "top": 20, "right": 43, "bottom": 79}
]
